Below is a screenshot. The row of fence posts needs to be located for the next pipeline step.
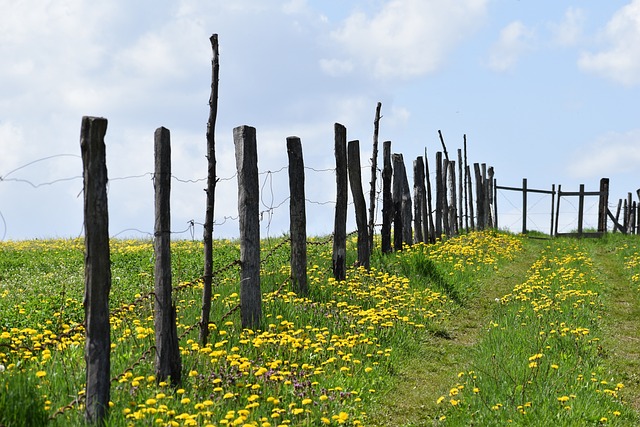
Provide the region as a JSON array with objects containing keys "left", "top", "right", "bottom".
[{"left": 80, "top": 124, "right": 498, "bottom": 425}]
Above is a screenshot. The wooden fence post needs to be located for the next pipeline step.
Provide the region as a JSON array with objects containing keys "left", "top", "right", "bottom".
[
  {"left": 487, "top": 166, "right": 494, "bottom": 228},
  {"left": 153, "top": 127, "right": 182, "bottom": 386},
  {"left": 332, "top": 123, "right": 348, "bottom": 280},
  {"left": 448, "top": 160, "right": 457, "bottom": 236},
  {"left": 435, "top": 152, "right": 444, "bottom": 238},
  {"left": 522, "top": 178, "right": 528, "bottom": 234},
  {"left": 457, "top": 149, "right": 464, "bottom": 232},
  {"left": 554, "top": 184, "right": 562, "bottom": 236},
  {"left": 413, "top": 156, "right": 427, "bottom": 243},
  {"left": 578, "top": 184, "right": 586, "bottom": 235},
  {"left": 234, "top": 125, "right": 262, "bottom": 330},
  {"left": 550, "top": 184, "right": 556, "bottom": 236},
  {"left": 80, "top": 116, "right": 111, "bottom": 425},
  {"left": 466, "top": 165, "right": 475, "bottom": 231},
  {"left": 474, "top": 163, "right": 484, "bottom": 230},
  {"left": 348, "top": 140, "right": 370, "bottom": 268},
  {"left": 368, "top": 102, "right": 382, "bottom": 253},
  {"left": 598, "top": 178, "right": 609, "bottom": 234},
  {"left": 425, "top": 148, "right": 436, "bottom": 243},
  {"left": 381, "top": 141, "right": 393, "bottom": 253},
  {"left": 287, "top": 136, "right": 308, "bottom": 296},
  {"left": 200, "top": 33, "right": 219, "bottom": 346}
]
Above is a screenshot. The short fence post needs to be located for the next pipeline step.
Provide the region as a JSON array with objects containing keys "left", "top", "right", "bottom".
[
  {"left": 348, "top": 140, "right": 370, "bottom": 268},
  {"left": 381, "top": 141, "right": 393, "bottom": 253},
  {"left": 287, "top": 136, "right": 308, "bottom": 296},
  {"left": 153, "top": 127, "right": 182, "bottom": 386},
  {"left": 80, "top": 116, "right": 111, "bottom": 425},
  {"left": 234, "top": 125, "right": 262, "bottom": 329},
  {"left": 474, "top": 163, "right": 484, "bottom": 230},
  {"left": 577, "top": 184, "right": 585, "bottom": 235},
  {"left": 522, "top": 178, "right": 528, "bottom": 234},
  {"left": 598, "top": 178, "right": 609, "bottom": 234},
  {"left": 332, "top": 123, "right": 348, "bottom": 280}
]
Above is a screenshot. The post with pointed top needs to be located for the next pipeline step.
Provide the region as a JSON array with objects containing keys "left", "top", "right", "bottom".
[
  {"left": 153, "top": 127, "right": 182, "bottom": 387},
  {"left": 80, "top": 116, "right": 111, "bottom": 425},
  {"left": 200, "top": 33, "right": 219, "bottom": 345},
  {"left": 234, "top": 125, "right": 262, "bottom": 329},
  {"left": 287, "top": 136, "right": 308, "bottom": 296}
]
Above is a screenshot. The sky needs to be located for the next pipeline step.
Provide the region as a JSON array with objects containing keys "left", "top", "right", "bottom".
[{"left": 1, "top": 0, "right": 640, "bottom": 240}]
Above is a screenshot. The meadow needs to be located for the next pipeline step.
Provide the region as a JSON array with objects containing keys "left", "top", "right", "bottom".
[{"left": 0, "top": 230, "right": 638, "bottom": 426}]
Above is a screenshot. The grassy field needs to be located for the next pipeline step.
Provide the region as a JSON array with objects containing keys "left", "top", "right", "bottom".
[{"left": 0, "top": 231, "right": 638, "bottom": 426}]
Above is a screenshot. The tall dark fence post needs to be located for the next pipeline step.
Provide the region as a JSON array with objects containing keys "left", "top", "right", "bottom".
[
  {"left": 474, "top": 163, "right": 484, "bottom": 230},
  {"left": 153, "top": 127, "right": 182, "bottom": 386},
  {"left": 425, "top": 148, "right": 436, "bottom": 243},
  {"left": 598, "top": 178, "right": 609, "bottom": 234},
  {"left": 381, "top": 141, "right": 393, "bottom": 253},
  {"left": 578, "top": 184, "right": 586, "bottom": 235},
  {"left": 457, "top": 149, "right": 464, "bottom": 232},
  {"left": 80, "top": 116, "right": 111, "bottom": 425},
  {"left": 348, "top": 140, "right": 370, "bottom": 268},
  {"left": 200, "top": 33, "right": 219, "bottom": 346},
  {"left": 487, "top": 166, "right": 495, "bottom": 228},
  {"left": 368, "top": 102, "right": 382, "bottom": 252},
  {"left": 435, "top": 152, "right": 444, "bottom": 238},
  {"left": 448, "top": 160, "right": 457, "bottom": 236},
  {"left": 234, "top": 125, "right": 261, "bottom": 329},
  {"left": 414, "top": 156, "right": 427, "bottom": 243},
  {"left": 466, "top": 165, "right": 475, "bottom": 231},
  {"left": 332, "top": 123, "right": 348, "bottom": 280},
  {"left": 287, "top": 136, "right": 308, "bottom": 296},
  {"left": 392, "top": 154, "right": 404, "bottom": 250}
]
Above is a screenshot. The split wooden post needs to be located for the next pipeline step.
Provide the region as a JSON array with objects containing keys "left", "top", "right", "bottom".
[
  {"left": 80, "top": 116, "right": 111, "bottom": 425},
  {"left": 287, "top": 136, "right": 308, "bottom": 296},
  {"left": 234, "top": 125, "right": 262, "bottom": 329},
  {"left": 153, "top": 127, "right": 182, "bottom": 387},
  {"left": 425, "top": 148, "right": 436, "bottom": 243},
  {"left": 348, "top": 140, "right": 370, "bottom": 268},
  {"left": 200, "top": 33, "right": 219, "bottom": 345},
  {"left": 413, "top": 156, "right": 427, "bottom": 243},
  {"left": 332, "top": 123, "right": 348, "bottom": 281},
  {"left": 381, "top": 141, "right": 393, "bottom": 253}
]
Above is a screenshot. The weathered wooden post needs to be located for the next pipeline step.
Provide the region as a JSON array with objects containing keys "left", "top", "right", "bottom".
[
  {"left": 597, "top": 178, "right": 609, "bottom": 234},
  {"left": 348, "top": 140, "right": 370, "bottom": 268},
  {"left": 474, "top": 163, "right": 484, "bottom": 230},
  {"left": 381, "top": 141, "right": 393, "bottom": 253},
  {"left": 200, "top": 33, "right": 219, "bottom": 346},
  {"left": 234, "top": 125, "right": 261, "bottom": 329},
  {"left": 435, "top": 152, "right": 444, "bottom": 237},
  {"left": 578, "top": 184, "right": 586, "bottom": 235},
  {"left": 457, "top": 149, "right": 464, "bottom": 232},
  {"left": 413, "top": 156, "right": 427, "bottom": 243},
  {"left": 487, "top": 166, "right": 495, "bottom": 228},
  {"left": 332, "top": 123, "right": 348, "bottom": 280},
  {"left": 392, "top": 154, "right": 404, "bottom": 250},
  {"left": 80, "top": 116, "right": 111, "bottom": 425},
  {"left": 448, "top": 160, "right": 457, "bottom": 236},
  {"left": 466, "top": 165, "right": 475, "bottom": 231},
  {"left": 368, "top": 102, "right": 382, "bottom": 253},
  {"left": 425, "top": 148, "right": 436, "bottom": 243},
  {"left": 442, "top": 159, "right": 450, "bottom": 237},
  {"left": 153, "top": 127, "right": 182, "bottom": 386},
  {"left": 287, "top": 136, "right": 308, "bottom": 296},
  {"left": 550, "top": 184, "right": 556, "bottom": 236}
]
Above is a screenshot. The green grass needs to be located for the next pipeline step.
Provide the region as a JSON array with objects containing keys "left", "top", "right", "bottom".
[{"left": 0, "top": 231, "right": 638, "bottom": 426}]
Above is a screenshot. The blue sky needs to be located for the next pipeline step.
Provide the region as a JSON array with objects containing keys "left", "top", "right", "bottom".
[{"left": 1, "top": 0, "right": 639, "bottom": 239}]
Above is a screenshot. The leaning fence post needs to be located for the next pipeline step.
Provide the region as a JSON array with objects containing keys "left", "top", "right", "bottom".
[
  {"left": 287, "top": 136, "right": 308, "bottom": 296},
  {"left": 332, "top": 123, "right": 348, "bottom": 281},
  {"left": 234, "top": 125, "right": 262, "bottom": 329},
  {"left": 348, "top": 140, "right": 370, "bottom": 268},
  {"left": 80, "top": 116, "right": 111, "bottom": 425},
  {"left": 153, "top": 127, "right": 182, "bottom": 386}
]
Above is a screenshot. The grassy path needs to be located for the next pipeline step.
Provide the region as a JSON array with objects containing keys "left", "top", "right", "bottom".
[
  {"left": 587, "top": 237, "right": 640, "bottom": 411},
  {"left": 367, "top": 238, "right": 544, "bottom": 426}
]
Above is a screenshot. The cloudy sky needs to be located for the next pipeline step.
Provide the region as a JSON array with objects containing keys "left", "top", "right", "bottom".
[{"left": 1, "top": 0, "right": 639, "bottom": 239}]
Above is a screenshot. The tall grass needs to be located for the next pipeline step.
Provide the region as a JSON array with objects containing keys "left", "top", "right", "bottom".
[{"left": 0, "top": 232, "right": 637, "bottom": 426}]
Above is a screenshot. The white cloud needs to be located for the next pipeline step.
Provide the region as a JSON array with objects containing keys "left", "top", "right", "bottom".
[
  {"left": 325, "top": 0, "right": 488, "bottom": 79},
  {"left": 568, "top": 129, "right": 640, "bottom": 178},
  {"left": 319, "top": 58, "right": 354, "bottom": 77},
  {"left": 487, "top": 21, "right": 535, "bottom": 72},
  {"left": 549, "top": 7, "right": 586, "bottom": 47},
  {"left": 579, "top": 0, "right": 640, "bottom": 86}
]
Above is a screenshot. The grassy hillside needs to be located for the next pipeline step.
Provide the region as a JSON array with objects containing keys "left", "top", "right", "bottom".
[{"left": 0, "top": 231, "right": 638, "bottom": 426}]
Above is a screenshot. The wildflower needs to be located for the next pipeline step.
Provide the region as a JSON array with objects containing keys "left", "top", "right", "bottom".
[{"left": 35, "top": 370, "right": 46, "bottom": 378}]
